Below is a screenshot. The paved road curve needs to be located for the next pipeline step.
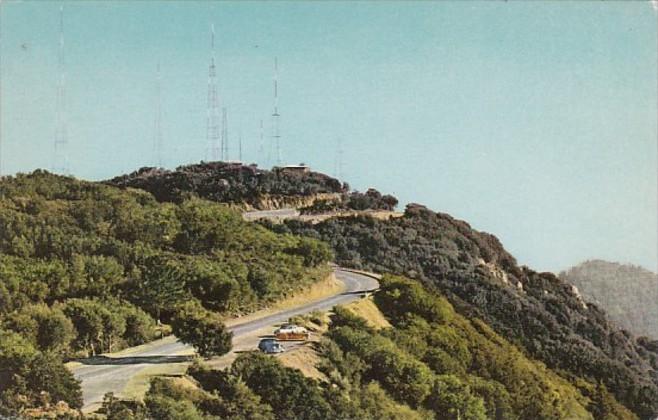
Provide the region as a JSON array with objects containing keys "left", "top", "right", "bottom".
[
  {"left": 71, "top": 268, "right": 379, "bottom": 410},
  {"left": 242, "top": 208, "right": 299, "bottom": 222}
]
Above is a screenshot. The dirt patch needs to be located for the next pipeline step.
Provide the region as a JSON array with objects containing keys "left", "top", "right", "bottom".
[
  {"left": 277, "top": 343, "right": 326, "bottom": 381},
  {"left": 345, "top": 297, "right": 391, "bottom": 330}
]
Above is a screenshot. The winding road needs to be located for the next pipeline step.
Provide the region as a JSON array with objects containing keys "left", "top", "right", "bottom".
[
  {"left": 242, "top": 208, "right": 299, "bottom": 222},
  {"left": 70, "top": 268, "right": 379, "bottom": 411}
]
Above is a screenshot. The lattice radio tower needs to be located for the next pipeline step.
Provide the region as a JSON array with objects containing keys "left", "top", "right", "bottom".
[
  {"left": 221, "top": 107, "right": 229, "bottom": 160},
  {"left": 152, "top": 62, "right": 164, "bottom": 167},
  {"left": 238, "top": 129, "right": 243, "bottom": 162},
  {"left": 206, "top": 24, "right": 221, "bottom": 161},
  {"left": 271, "top": 57, "right": 282, "bottom": 166},
  {"left": 334, "top": 138, "right": 344, "bottom": 180},
  {"left": 257, "top": 119, "right": 265, "bottom": 165},
  {"left": 53, "top": 5, "right": 69, "bottom": 175}
]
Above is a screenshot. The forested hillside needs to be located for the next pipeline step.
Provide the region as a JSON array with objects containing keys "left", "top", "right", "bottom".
[
  {"left": 3, "top": 167, "right": 657, "bottom": 419},
  {"left": 0, "top": 170, "right": 332, "bottom": 416},
  {"left": 276, "top": 204, "right": 658, "bottom": 419},
  {"left": 102, "top": 275, "right": 634, "bottom": 420},
  {"left": 561, "top": 260, "right": 658, "bottom": 340}
]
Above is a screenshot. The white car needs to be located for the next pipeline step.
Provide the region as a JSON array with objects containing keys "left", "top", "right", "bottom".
[
  {"left": 274, "top": 324, "right": 310, "bottom": 340},
  {"left": 275, "top": 324, "right": 307, "bottom": 334}
]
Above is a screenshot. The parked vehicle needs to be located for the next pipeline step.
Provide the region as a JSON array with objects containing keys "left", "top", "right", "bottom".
[
  {"left": 274, "top": 324, "right": 310, "bottom": 341},
  {"left": 258, "top": 338, "right": 285, "bottom": 354}
]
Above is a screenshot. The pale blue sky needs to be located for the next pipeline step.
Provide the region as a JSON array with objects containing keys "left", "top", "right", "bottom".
[{"left": 1, "top": 1, "right": 656, "bottom": 273}]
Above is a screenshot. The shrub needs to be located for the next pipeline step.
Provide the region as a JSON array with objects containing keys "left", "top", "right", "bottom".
[
  {"left": 145, "top": 395, "right": 203, "bottom": 420},
  {"left": 231, "top": 352, "right": 334, "bottom": 420},
  {"left": 426, "top": 375, "right": 487, "bottom": 420}
]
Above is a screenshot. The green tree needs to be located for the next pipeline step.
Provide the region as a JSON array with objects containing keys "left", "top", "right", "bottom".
[
  {"left": 0, "top": 329, "right": 82, "bottom": 411},
  {"left": 425, "top": 375, "right": 487, "bottom": 420},
  {"left": 3, "top": 310, "right": 39, "bottom": 346},
  {"left": 0, "top": 282, "right": 11, "bottom": 315},
  {"left": 101, "top": 392, "right": 148, "bottom": 420},
  {"left": 35, "top": 307, "right": 76, "bottom": 354},
  {"left": 330, "top": 305, "right": 375, "bottom": 332},
  {"left": 170, "top": 300, "right": 232, "bottom": 358},
  {"left": 356, "top": 382, "right": 427, "bottom": 420},
  {"left": 7, "top": 304, "right": 76, "bottom": 354},
  {"left": 186, "top": 260, "right": 249, "bottom": 313},
  {"left": 0, "top": 329, "right": 37, "bottom": 397},
  {"left": 368, "top": 348, "right": 434, "bottom": 408},
  {"left": 590, "top": 381, "right": 620, "bottom": 420},
  {"left": 145, "top": 395, "right": 203, "bottom": 420},
  {"left": 71, "top": 255, "right": 125, "bottom": 298},
  {"left": 289, "top": 237, "right": 333, "bottom": 267},
  {"left": 188, "top": 364, "right": 275, "bottom": 420},
  {"left": 231, "top": 352, "right": 334, "bottom": 420},
  {"left": 120, "top": 304, "right": 156, "bottom": 346},
  {"left": 61, "top": 298, "right": 107, "bottom": 355},
  {"left": 100, "top": 306, "right": 126, "bottom": 353},
  {"left": 375, "top": 275, "right": 453, "bottom": 325},
  {"left": 24, "top": 352, "right": 83, "bottom": 409},
  {"left": 131, "top": 257, "right": 187, "bottom": 323}
]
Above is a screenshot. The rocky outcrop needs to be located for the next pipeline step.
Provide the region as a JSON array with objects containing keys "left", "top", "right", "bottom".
[{"left": 247, "top": 192, "right": 342, "bottom": 211}]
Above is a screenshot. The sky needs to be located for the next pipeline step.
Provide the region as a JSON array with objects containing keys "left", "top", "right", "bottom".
[{"left": 0, "top": 1, "right": 656, "bottom": 274}]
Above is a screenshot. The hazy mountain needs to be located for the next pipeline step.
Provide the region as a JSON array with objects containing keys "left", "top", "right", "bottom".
[{"left": 560, "top": 260, "right": 658, "bottom": 340}]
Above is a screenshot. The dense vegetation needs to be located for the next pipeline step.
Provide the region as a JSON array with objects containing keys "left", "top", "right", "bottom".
[
  {"left": 0, "top": 170, "right": 332, "bottom": 416},
  {"left": 276, "top": 204, "right": 658, "bottom": 418},
  {"left": 106, "top": 162, "right": 347, "bottom": 207},
  {"left": 561, "top": 260, "right": 658, "bottom": 340},
  {"left": 101, "top": 275, "right": 634, "bottom": 420},
  {"left": 101, "top": 338, "right": 433, "bottom": 420},
  {"left": 325, "top": 275, "right": 634, "bottom": 419},
  {"left": 101, "top": 352, "right": 430, "bottom": 420}
]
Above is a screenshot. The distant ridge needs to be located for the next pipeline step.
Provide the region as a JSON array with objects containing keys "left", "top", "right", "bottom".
[{"left": 560, "top": 260, "right": 658, "bottom": 340}]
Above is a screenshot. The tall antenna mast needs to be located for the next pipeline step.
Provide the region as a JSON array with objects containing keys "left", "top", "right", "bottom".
[
  {"left": 271, "top": 57, "right": 282, "bottom": 166},
  {"left": 238, "top": 130, "right": 243, "bottom": 162},
  {"left": 258, "top": 119, "right": 265, "bottom": 165},
  {"left": 334, "top": 138, "right": 344, "bottom": 180},
  {"left": 53, "top": 4, "right": 69, "bottom": 174},
  {"left": 221, "top": 107, "right": 229, "bottom": 160},
  {"left": 206, "top": 24, "right": 221, "bottom": 161},
  {"left": 152, "top": 62, "right": 164, "bottom": 167}
]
